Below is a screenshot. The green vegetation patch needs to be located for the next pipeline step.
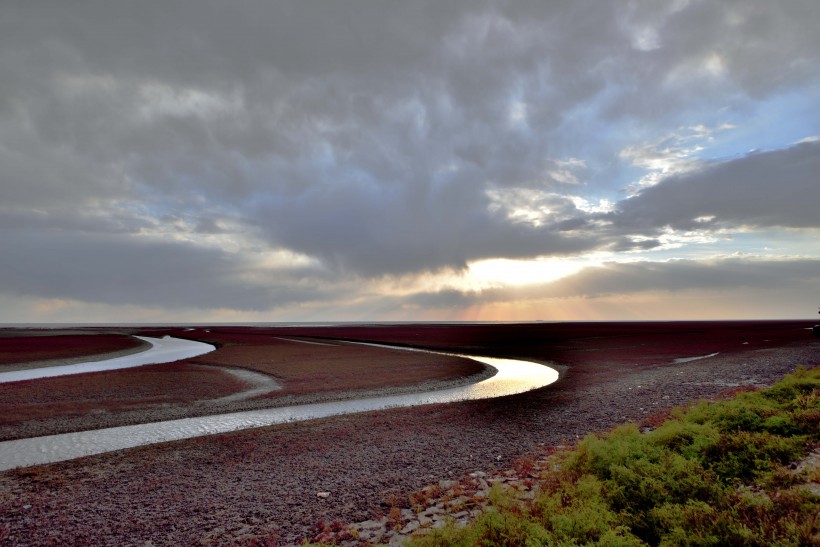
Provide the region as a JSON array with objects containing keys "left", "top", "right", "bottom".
[{"left": 410, "top": 367, "right": 819, "bottom": 546}]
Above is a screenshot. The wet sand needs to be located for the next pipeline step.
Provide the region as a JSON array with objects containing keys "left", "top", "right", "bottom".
[{"left": 0, "top": 321, "right": 817, "bottom": 545}]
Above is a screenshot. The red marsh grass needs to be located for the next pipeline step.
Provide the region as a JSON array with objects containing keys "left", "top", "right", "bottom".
[
  {"left": 271, "top": 320, "right": 811, "bottom": 385},
  {"left": 0, "top": 334, "right": 144, "bottom": 367},
  {"left": 186, "top": 330, "right": 485, "bottom": 397},
  {"left": 267, "top": 320, "right": 810, "bottom": 362},
  {"left": 0, "top": 327, "right": 485, "bottom": 434},
  {"left": 0, "top": 363, "right": 250, "bottom": 426}
]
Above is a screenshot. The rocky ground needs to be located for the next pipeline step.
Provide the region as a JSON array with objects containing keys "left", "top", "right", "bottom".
[
  {"left": 317, "top": 442, "right": 820, "bottom": 546},
  {"left": 0, "top": 322, "right": 817, "bottom": 545}
]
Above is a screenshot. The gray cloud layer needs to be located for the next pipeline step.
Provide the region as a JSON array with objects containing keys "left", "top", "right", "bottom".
[
  {"left": 0, "top": 231, "right": 328, "bottom": 310},
  {"left": 1, "top": 1, "right": 819, "bottom": 314},
  {"left": 609, "top": 142, "right": 820, "bottom": 233}
]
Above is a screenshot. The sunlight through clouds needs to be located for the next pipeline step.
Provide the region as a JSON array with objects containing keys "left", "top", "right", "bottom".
[
  {"left": 467, "top": 257, "right": 589, "bottom": 287},
  {"left": 1, "top": 0, "right": 818, "bottom": 322}
]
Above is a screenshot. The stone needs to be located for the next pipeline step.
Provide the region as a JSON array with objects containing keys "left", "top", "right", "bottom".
[
  {"left": 420, "top": 506, "right": 443, "bottom": 519},
  {"left": 358, "top": 519, "right": 383, "bottom": 530},
  {"left": 400, "top": 520, "right": 420, "bottom": 534}
]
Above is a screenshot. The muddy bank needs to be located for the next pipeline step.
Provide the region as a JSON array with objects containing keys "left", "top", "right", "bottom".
[{"left": 0, "top": 322, "right": 816, "bottom": 545}]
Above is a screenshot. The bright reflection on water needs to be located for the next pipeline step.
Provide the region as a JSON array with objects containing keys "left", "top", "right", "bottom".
[
  {"left": 0, "top": 336, "right": 215, "bottom": 383},
  {"left": 0, "top": 347, "right": 559, "bottom": 471}
]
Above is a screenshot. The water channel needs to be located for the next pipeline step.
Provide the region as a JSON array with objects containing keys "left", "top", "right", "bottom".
[{"left": 0, "top": 337, "right": 559, "bottom": 471}]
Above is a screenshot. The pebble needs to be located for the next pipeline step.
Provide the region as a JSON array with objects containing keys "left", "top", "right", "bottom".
[
  {"left": 399, "top": 520, "right": 419, "bottom": 534},
  {"left": 318, "top": 454, "right": 562, "bottom": 545}
]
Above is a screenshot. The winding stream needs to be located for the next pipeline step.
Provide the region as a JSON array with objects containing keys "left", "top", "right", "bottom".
[{"left": 0, "top": 339, "right": 559, "bottom": 471}]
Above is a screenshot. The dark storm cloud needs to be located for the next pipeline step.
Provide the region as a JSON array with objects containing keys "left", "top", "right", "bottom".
[
  {"left": 606, "top": 141, "right": 820, "bottom": 234},
  {"left": 255, "top": 180, "right": 599, "bottom": 275}
]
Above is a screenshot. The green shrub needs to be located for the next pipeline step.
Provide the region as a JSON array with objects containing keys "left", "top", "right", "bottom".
[
  {"left": 408, "top": 367, "right": 819, "bottom": 547},
  {"left": 763, "top": 366, "right": 818, "bottom": 405},
  {"left": 410, "top": 509, "right": 550, "bottom": 547},
  {"left": 570, "top": 423, "right": 664, "bottom": 480},
  {"left": 650, "top": 500, "right": 719, "bottom": 546},
  {"left": 533, "top": 475, "right": 623, "bottom": 543},
  {"left": 704, "top": 430, "right": 808, "bottom": 481},
  {"left": 648, "top": 419, "right": 720, "bottom": 458}
]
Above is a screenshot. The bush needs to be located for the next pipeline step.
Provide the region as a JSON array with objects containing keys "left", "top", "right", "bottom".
[
  {"left": 410, "top": 509, "right": 550, "bottom": 547},
  {"left": 407, "top": 367, "right": 820, "bottom": 547}
]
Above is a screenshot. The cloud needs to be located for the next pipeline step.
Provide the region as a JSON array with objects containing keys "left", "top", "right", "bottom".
[
  {"left": 0, "top": 1, "right": 819, "bottom": 318},
  {"left": 540, "top": 257, "right": 820, "bottom": 298},
  {"left": 0, "top": 229, "right": 328, "bottom": 310},
  {"left": 607, "top": 141, "right": 820, "bottom": 233},
  {"left": 408, "top": 257, "right": 820, "bottom": 307}
]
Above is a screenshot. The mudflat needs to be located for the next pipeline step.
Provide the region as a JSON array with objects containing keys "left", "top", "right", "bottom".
[
  {"left": 0, "top": 328, "right": 488, "bottom": 440},
  {"left": 0, "top": 362, "right": 251, "bottom": 430},
  {"left": 0, "top": 321, "right": 817, "bottom": 545},
  {"left": 0, "top": 332, "right": 148, "bottom": 372}
]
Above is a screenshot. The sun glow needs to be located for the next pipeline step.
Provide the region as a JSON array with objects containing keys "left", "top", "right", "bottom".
[{"left": 467, "top": 257, "right": 587, "bottom": 286}]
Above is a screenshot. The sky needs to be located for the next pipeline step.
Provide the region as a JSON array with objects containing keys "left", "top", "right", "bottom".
[{"left": 1, "top": 0, "right": 819, "bottom": 323}]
